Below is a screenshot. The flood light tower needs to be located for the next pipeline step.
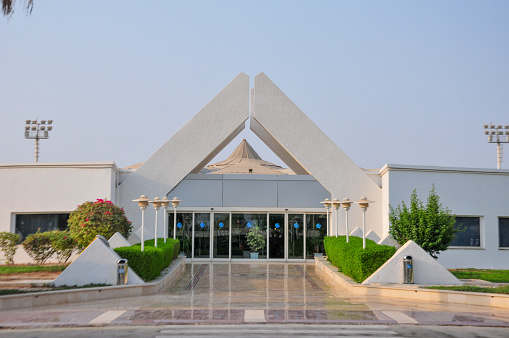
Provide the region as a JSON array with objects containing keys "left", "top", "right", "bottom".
[{"left": 484, "top": 124, "right": 509, "bottom": 169}]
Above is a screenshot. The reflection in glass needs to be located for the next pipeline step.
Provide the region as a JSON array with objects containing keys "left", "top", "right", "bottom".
[
  {"left": 168, "top": 212, "right": 193, "bottom": 257},
  {"left": 231, "top": 213, "right": 267, "bottom": 259},
  {"left": 213, "top": 213, "right": 230, "bottom": 258},
  {"left": 194, "top": 213, "right": 210, "bottom": 258},
  {"left": 288, "top": 214, "right": 304, "bottom": 259},
  {"left": 269, "top": 214, "right": 285, "bottom": 259},
  {"left": 306, "top": 214, "right": 327, "bottom": 258}
]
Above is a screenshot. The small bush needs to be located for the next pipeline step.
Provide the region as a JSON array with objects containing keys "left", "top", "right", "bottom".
[
  {"left": 324, "top": 236, "right": 397, "bottom": 283},
  {"left": 22, "top": 231, "right": 54, "bottom": 264},
  {"left": 68, "top": 199, "right": 133, "bottom": 249},
  {"left": 0, "top": 232, "right": 20, "bottom": 265},
  {"left": 49, "top": 230, "right": 77, "bottom": 263},
  {"left": 114, "top": 239, "right": 179, "bottom": 281}
]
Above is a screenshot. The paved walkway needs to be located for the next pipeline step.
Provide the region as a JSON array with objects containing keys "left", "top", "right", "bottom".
[{"left": 1, "top": 263, "right": 509, "bottom": 327}]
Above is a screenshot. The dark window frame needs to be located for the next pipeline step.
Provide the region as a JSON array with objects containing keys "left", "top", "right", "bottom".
[
  {"left": 499, "top": 217, "right": 509, "bottom": 249},
  {"left": 450, "top": 216, "right": 481, "bottom": 248},
  {"left": 15, "top": 213, "right": 70, "bottom": 241}
]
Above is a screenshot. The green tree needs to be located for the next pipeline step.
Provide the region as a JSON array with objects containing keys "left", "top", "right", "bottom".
[
  {"left": 389, "top": 185, "right": 458, "bottom": 259},
  {"left": 68, "top": 198, "right": 133, "bottom": 250}
]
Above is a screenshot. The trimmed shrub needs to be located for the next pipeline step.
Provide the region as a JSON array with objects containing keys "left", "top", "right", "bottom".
[
  {"left": 49, "top": 230, "right": 77, "bottom": 263},
  {"left": 324, "top": 236, "right": 397, "bottom": 283},
  {"left": 114, "top": 239, "right": 180, "bottom": 281},
  {"left": 22, "top": 231, "right": 55, "bottom": 264},
  {"left": 68, "top": 199, "right": 133, "bottom": 249},
  {"left": 0, "top": 232, "right": 20, "bottom": 265}
]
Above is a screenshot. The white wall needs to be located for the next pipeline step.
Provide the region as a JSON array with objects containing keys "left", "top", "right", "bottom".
[
  {"left": 381, "top": 164, "right": 509, "bottom": 269},
  {"left": 0, "top": 162, "right": 118, "bottom": 233}
]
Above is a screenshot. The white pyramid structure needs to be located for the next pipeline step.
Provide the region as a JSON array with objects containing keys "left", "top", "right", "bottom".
[
  {"left": 362, "top": 240, "right": 463, "bottom": 285},
  {"left": 108, "top": 232, "right": 132, "bottom": 249},
  {"left": 119, "top": 72, "right": 383, "bottom": 238},
  {"left": 53, "top": 236, "right": 144, "bottom": 287}
]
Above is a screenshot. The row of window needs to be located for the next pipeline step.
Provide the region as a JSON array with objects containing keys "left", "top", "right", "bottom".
[{"left": 12, "top": 213, "right": 509, "bottom": 248}]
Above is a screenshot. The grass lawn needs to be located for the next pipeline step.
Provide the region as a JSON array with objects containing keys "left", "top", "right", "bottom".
[
  {"left": 0, "top": 264, "right": 68, "bottom": 274},
  {"left": 448, "top": 269, "right": 509, "bottom": 283},
  {"left": 426, "top": 285, "right": 509, "bottom": 295}
]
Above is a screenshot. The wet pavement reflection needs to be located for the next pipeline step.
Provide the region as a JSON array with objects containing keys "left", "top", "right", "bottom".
[{"left": 1, "top": 262, "right": 509, "bottom": 327}]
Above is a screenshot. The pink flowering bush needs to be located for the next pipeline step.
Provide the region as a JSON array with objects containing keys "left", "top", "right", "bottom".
[{"left": 68, "top": 199, "right": 133, "bottom": 249}]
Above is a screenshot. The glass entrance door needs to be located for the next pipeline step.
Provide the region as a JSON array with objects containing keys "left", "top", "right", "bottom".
[
  {"left": 268, "top": 214, "right": 285, "bottom": 259},
  {"left": 213, "top": 213, "right": 230, "bottom": 258},
  {"left": 288, "top": 214, "right": 304, "bottom": 259},
  {"left": 194, "top": 213, "right": 210, "bottom": 258}
]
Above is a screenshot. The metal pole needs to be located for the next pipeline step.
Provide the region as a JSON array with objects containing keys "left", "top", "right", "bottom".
[
  {"left": 173, "top": 206, "right": 177, "bottom": 240},
  {"left": 336, "top": 207, "right": 339, "bottom": 238},
  {"left": 326, "top": 208, "right": 329, "bottom": 237},
  {"left": 362, "top": 209, "right": 366, "bottom": 249},
  {"left": 163, "top": 206, "right": 167, "bottom": 243},
  {"left": 141, "top": 207, "right": 145, "bottom": 251},
  {"left": 154, "top": 207, "right": 158, "bottom": 248},
  {"left": 345, "top": 209, "right": 349, "bottom": 243},
  {"left": 497, "top": 143, "right": 502, "bottom": 169},
  {"left": 34, "top": 137, "right": 39, "bottom": 163}
]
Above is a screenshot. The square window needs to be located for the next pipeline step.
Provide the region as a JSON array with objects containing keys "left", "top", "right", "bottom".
[
  {"left": 499, "top": 218, "right": 509, "bottom": 248},
  {"left": 450, "top": 217, "right": 480, "bottom": 247}
]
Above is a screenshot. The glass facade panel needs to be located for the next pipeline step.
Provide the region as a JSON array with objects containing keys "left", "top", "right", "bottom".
[
  {"left": 231, "top": 213, "right": 267, "bottom": 259},
  {"left": 499, "top": 218, "right": 509, "bottom": 248},
  {"left": 213, "top": 213, "right": 230, "bottom": 258},
  {"left": 15, "top": 214, "right": 70, "bottom": 241},
  {"left": 450, "top": 216, "right": 481, "bottom": 247},
  {"left": 288, "top": 214, "right": 304, "bottom": 259},
  {"left": 169, "top": 212, "right": 192, "bottom": 257},
  {"left": 194, "top": 213, "right": 210, "bottom": 258},
  {"left": 305, "top": 214, "right": 327, "bottom": 258},
  {"left": 268, "top": 214, "right": 285, "bottom": 259}
]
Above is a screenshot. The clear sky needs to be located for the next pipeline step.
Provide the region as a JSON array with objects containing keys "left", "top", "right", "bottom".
[{"left": 1, "top": 1, "right": 508, "bottom": 170}]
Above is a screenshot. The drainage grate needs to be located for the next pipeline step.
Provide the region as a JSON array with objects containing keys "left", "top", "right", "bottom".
[
  {"left": 294, "top": 265, "right": 322, "bottom": 291},
  {"left": 185, "top": 264, "right": 208, "bottom": 291}
]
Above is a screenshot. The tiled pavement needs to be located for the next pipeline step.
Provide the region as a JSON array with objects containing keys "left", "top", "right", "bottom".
[{"left": 1, "top": 263, "right": 509, "bottom": 327}]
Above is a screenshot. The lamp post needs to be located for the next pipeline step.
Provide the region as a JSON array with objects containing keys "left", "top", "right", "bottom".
[
  {"left": 355, "top": 197, "right": 374, "bottom": 249},
  {"left": 132, "top": 195, "right": 149, "bottom": 251},
  {"left": 341, "top": 198, "right": 352, "bottom": 243},
  {"left": 161, "top": 197, "right": 170, "bottom": 243},
  {"left": 332, "top": 198, "right": 341, "bottom": 237},
  {"left": 320, "top": 198, "right": 332, "bottom": 236},
  {"left": 150, "top": 197, "right": 162, "bottom": 247},
  {"left": 483, "top": 124, "right": 509, "bottom": 169},
  {"left": 171, "top": 197, "right": 182, "bottom": 240},
  {"left": 24, "top": 119, "right": 53, "bottom": 162}
]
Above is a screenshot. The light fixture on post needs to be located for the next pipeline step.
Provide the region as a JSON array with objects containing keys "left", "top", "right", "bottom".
[
  {"left": 132, "top": 195, "right": 149, "bottom": 251},
  {"left": 171, "top": 197, "right": 182, "bottom": 240},
  {"left": 150, "top": 197, "right": 162, "bottom": 248},
  {"left": 484, "top": 124, "right": 509, "bottom": 169},
  {"left": 355, "top": 197, "right": 374, "bottom": 249},
  {"left": 160, "top": 197, "right": 170, "bottom": 243},
  {"left": 24, "top": 119, "right": 53, "bottom": 162},
  {"left": 341, "top": 198, "right": 352, "bottom": 243},
  {"left": 320, "top": 198, "right": 332, "bottom": 236},
  {"left": 332, "top": 198, "right": 341, "bottom": 237}
]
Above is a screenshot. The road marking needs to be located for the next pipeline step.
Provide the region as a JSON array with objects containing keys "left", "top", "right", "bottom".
[
  {"left": 381, "top": 310, "right": 418, "bottom": 324},
  {"left": 88, "top": 310, "right": 126, "bottom": 324},
  {"left": 244, "top": 309, "right": 266, "bottom": 322}
]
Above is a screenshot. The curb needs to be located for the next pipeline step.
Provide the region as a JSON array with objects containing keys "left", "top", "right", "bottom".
[
  {"left": 0, "top": 257, "right": 186, "bottom": 311},
  {"left": 315, "top": 257, "right": 509, "bottom": 309}
]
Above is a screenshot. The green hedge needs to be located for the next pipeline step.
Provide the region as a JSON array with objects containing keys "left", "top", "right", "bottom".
[
  {"left": 324, "top": 236, "right": 396, "bottom": 283},
  {"left": 114, "top": 238, "right": 180, "bottom": 281}
]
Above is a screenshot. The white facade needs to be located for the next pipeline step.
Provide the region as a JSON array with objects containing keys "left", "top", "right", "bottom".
[
  {"left": 381, "top": 164, "right": 509, "bottom": 269},
  {"left": 1, "top": 73, "right": 508, "bottom": 268},
  {"left": 0, "top": 162, "right": 119, "bottom": 234}
]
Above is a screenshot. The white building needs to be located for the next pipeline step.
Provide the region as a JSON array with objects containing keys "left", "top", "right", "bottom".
[{"left": 1, "top": 73, "right": 508, "bottom": 268}]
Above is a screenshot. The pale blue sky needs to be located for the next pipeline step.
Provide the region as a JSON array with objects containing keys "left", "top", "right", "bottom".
[{"left": 1, "top": 1, "right": 508, "bottom": 170}]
